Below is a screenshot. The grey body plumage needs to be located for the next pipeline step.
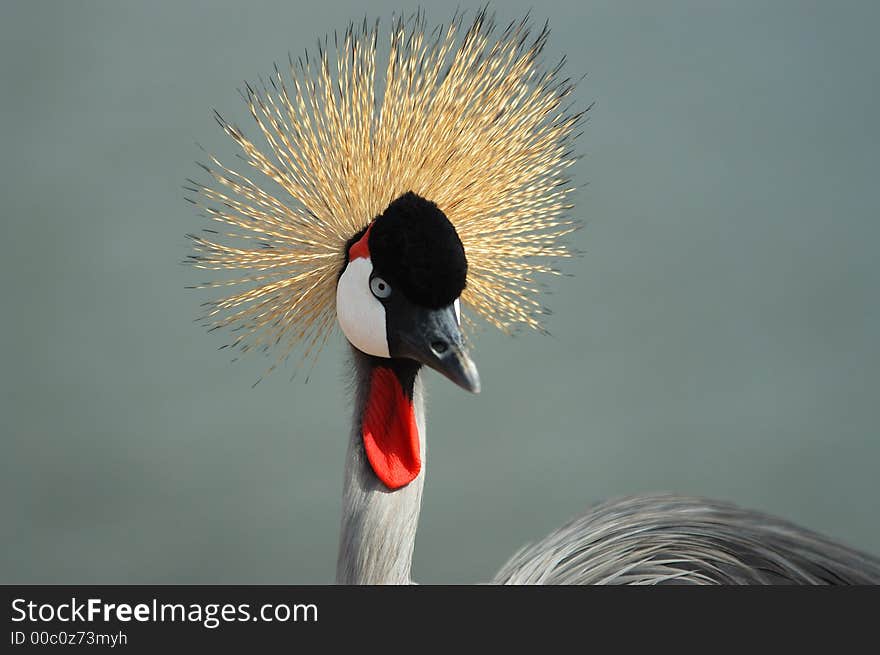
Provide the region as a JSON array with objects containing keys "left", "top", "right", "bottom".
[{"left": 493, "top": 494, "right": 880, "bottom": 585}]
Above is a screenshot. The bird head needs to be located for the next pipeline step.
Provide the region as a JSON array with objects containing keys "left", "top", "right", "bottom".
[
  {"left": 186, "top": 10, "right": 583, "bottom": 390},
  {"left": 336, "top": 192, "right": 480, "bottom": 393}
]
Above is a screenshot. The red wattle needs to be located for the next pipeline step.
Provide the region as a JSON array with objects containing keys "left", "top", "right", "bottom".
[{"left": 362, "top": 366, "right": 421, "bottom": 490}]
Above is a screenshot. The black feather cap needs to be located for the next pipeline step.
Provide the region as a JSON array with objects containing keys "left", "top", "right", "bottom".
[{"left": 346, "top": 192, "right": 468, "bottom": 309}]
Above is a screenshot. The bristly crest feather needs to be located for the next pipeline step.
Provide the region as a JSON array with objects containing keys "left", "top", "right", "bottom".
[{"left": 186, "top": 8, "right": 586, "bottom": 373}]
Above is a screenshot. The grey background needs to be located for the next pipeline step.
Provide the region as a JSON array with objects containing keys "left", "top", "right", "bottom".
[{"left": 1, "top": 0, "right": 878, "bottom": 584}]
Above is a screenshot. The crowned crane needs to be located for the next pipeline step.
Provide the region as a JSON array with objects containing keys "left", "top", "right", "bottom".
[{"left": 186, "top": 10, "right": 880, "bottom": 584}]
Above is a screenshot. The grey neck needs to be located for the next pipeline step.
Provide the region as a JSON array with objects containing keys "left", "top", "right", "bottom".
[{"left": 335, "top": 348, "right": 427, "bottom": 584}]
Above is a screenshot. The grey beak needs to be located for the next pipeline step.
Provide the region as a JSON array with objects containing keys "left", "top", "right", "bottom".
[{"left": 388, "top": 301, "right": 481, "bottom": 394}]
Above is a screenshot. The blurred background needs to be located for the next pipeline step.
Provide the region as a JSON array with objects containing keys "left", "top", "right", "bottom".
[{"left": 1, "top": 0, "right": 878, "bottom": 584}]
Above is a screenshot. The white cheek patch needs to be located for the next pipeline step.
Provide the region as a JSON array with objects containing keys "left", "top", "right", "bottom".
[
  {"left": 454, "top": 297, "right": 461, "bottom": 325},
  {"left": 336, "top": 257, "right": 390, "bottom": 358}
]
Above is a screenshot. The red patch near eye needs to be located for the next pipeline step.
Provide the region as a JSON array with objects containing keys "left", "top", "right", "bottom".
[
  {"left": 361, "top": 366, "right": 421, "bottom": 490},
  {"left": 348, "top": 223, "right": 373, "bottom": 261}
]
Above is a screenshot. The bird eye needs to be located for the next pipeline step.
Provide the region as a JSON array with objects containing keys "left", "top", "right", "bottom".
[{"left": 370, "top": 276, "right": 392, "bottom": 299}]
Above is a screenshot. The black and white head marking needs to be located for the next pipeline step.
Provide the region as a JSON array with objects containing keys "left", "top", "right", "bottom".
[{"left": 336, "top": 192, "right": 468, "bottom": 364}]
